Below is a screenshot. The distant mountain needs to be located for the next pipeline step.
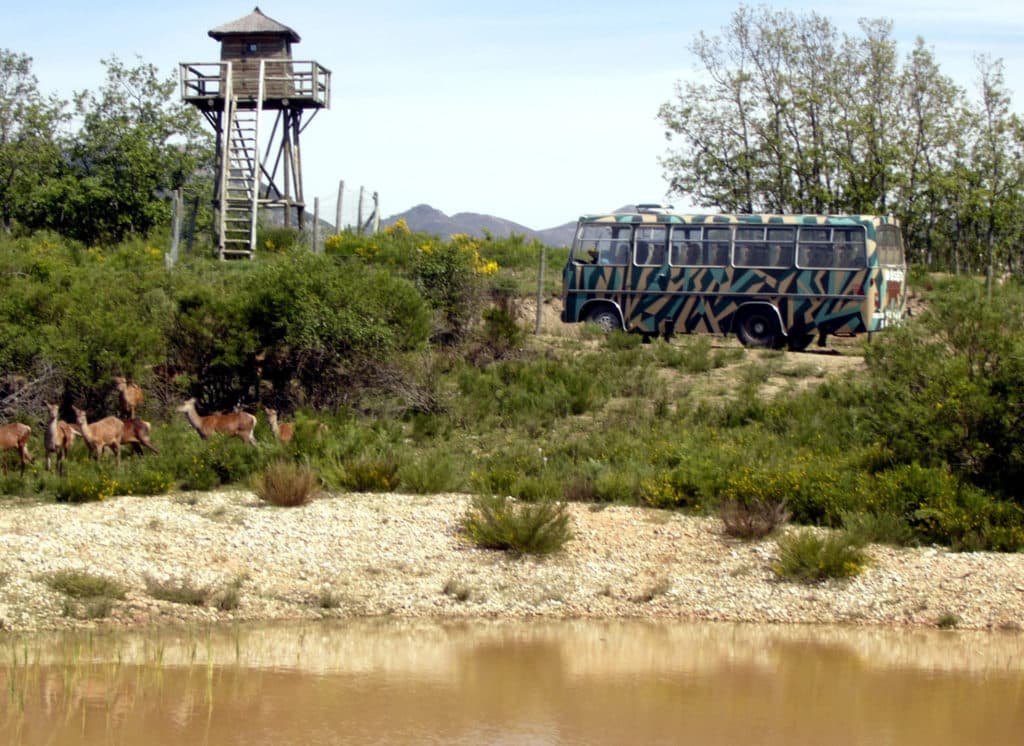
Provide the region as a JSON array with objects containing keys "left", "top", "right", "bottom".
[{"left": 382, "top": 204, "right": 576, "bottom": 248}]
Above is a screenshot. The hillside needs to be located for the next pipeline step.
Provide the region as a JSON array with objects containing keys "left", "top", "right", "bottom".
[{"left": 382, "top": 204, "right": 576, "bottom": 247}]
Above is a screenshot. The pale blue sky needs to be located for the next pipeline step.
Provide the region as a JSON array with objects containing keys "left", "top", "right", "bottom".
[{"left": 7, "top": 1, "right": 1023, "bottom": 229}]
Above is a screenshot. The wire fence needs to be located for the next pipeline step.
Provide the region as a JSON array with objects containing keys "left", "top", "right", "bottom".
[{"left": 312, "top": 180, "right": 381, "bottom": 234}]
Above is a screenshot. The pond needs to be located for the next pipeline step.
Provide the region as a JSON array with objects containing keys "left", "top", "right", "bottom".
[{"left": 3, "top": 619, "right": 1023, "bottom": 745}]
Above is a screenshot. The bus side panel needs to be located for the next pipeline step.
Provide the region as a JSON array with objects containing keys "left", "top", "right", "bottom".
[
  {"left": 658, "top": 267, "right": 870, "bottom": 338},
  {"left": 565, "top": 263, "right": 874, "bottom": 338},
  {"left": 782, "top": 268, "right": 873, "bottom": 336},
  {"left": 562, "top": 263, "right": 628, "bottom": 323}
]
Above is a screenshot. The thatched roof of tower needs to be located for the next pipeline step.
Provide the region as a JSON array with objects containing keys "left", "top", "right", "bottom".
[{"left": 208, "top": 7, "right": 301, "bottom": 42}]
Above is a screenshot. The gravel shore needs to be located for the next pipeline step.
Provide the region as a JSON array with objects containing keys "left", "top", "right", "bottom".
[{"left": 1, "top": 490, "right": 1022, "bottom": 633}]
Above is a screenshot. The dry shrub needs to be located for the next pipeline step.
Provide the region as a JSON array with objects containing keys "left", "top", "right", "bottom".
[
  {"left": 255, "top": 460, "right": 321, "bottom": 507},
  {"left": 719, "top": 497, "right": 790, "bottom": 540}
]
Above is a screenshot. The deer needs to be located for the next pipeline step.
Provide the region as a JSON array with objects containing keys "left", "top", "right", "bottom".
[
  {"left": 0, "top": 422, "right": 33, "bottom": 475},
  {"left": 44, "top": 403, "right": 78, "bottom": 475},
  {"left": 263, "top": 407, "right": 293, "bottom": 444},
  {"left": 176, "top": 398, "right": 257, "bottom": 445},
  {"left": 72, "top": 406, "right": 124, "bottom": 466},
  {"left": 112, "top": 376, "right": 144, "bottom": 419},
  {"left": 120, "top": 417, "right": 160, "bottom": 456}
]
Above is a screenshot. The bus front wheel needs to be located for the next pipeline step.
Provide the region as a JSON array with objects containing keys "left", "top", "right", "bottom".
[
  {"left": 736, "top": 309, "right": 781, "bottom": 348},
  {"left": 586, "top": 306, "right": 621, "bottom": 333}
]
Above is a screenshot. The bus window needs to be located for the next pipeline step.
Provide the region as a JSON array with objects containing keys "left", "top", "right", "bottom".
[
  {"left": 733, "top": 227, "right": 765, "bottom": 266},
  {"left": 734, "top": 226, "right": 791, "bottom": 268},
  {"left": 573, "top": 224, "right": 632, "bottom": 265},
  {"left": 876, "top": 225, "right": 905, "bottom": 266},
  {"left": 767, "top": 227, "right": 795, "bottom": 267},
  {"left": 705, "top": 227, "right": 731, "bottom": 265},
  {"left": 797, "top": 228, "right": 832, "bottom": 268},
  {"left": 833, "top": 228, "right": 866, "bottom": 268},
  {"left": 670, "top": 227, "right": 702, "bottom": 265},
  {"left": 636, "top": 226, "right": 667, "bottom": 265}
]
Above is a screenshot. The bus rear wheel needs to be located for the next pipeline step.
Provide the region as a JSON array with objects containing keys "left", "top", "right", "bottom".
[
  {"left": 736, "top": 309, "right": 781, "bottom": 348},
  {"left": 585, "top": 306, "right": 621, "bottom": 333}
]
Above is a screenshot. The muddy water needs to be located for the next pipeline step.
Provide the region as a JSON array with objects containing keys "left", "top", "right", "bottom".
[{"left": 3, "top": 620, "right": 1023, "bottom": 745}]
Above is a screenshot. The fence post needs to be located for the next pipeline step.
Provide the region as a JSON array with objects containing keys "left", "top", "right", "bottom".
[
  {"left": 372, "top": 191, "right": 380, "bottom": 234},
  {"left": 534, "top": 244, "right": 546, "bottom": 334},
  {"left": 342, "top": 180, "right": 350, "bottom": 233},
  {"left": 312, "top": 197, "right": 321, "bottom": 253},
  {"left": 166, "top": 187, "right": 183, "bottom": 269},
  {"left": 356, "top": 187, "right": 365, "bottom": 234}
]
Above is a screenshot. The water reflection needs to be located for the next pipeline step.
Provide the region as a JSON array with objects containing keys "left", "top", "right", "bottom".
[{"left": 3, "top": 620, "right": 1023, "bottom": 745}]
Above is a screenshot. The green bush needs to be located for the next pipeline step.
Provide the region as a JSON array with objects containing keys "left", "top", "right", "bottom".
[
  {"left": 864, "top": 279, "right": 1024, "bottom": 500},
  {"left": 338, "top": 453, "right": 401, "bottom": 492},
  {"left": 841, "top": 510, "right": 916, "bottom": 547},
  {"left": 772, "top": 530, "right": 868, "bottom": 582},
  {"left": 55, "top": 474, "right": 122, "bottom": 503},
  {"left": 397, "top": 453, "right": 463, "bottom": 494},
  {"left": 44, "top": 569, "right": 127, "bottom": 600},
  {"left": 462, "top": 494, "right": 573, "bottom": 556}
]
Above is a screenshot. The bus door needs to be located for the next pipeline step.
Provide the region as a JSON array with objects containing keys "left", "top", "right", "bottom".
[
  {"left": 873, "top": 225, "right": 907, "bottom": 328},
  {"left": 632, "top": 226, "right": 670, "bottom": 334}
]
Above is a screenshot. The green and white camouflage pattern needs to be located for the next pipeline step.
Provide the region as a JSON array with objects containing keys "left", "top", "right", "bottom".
[{"left": 561, "top": 211, "right": 907, "bottom": 348}]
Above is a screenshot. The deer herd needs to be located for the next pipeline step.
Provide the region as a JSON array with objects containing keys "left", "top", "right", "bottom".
[{"left": 0, "top": 377, "right": 295, "bottom": 476}]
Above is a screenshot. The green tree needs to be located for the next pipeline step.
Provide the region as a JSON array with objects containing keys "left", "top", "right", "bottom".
[
  {"left": 0, "top": 50, "right": 66, "bottom": 232},
  {"left": 893, "top": 39, "right": 968, "bottom": 267},
  {"left": 659, "top": 7, "right": 909, "bottom": 215},
  {"left": 38, "top": 56, "right": 211, "bottom": 245},
  {"left": 965, "top": 57, "right": 1024, "bottom": 286},
  {"left": 658, "top": 4, "right": 1024, "bottom": 277}
]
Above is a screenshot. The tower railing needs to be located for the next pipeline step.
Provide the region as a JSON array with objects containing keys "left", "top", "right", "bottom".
[{"left": 180, "top": 61, "right": 331, "bottom": 108}]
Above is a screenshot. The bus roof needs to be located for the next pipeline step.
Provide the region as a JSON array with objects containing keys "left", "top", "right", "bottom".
[{"left": 577, "top": 212, "right": 899, "bottom": 227}]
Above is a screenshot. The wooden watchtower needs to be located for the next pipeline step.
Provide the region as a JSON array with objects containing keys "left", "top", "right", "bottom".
[{"left": 180, "top": 7, "right": 330, "bottom": 259}]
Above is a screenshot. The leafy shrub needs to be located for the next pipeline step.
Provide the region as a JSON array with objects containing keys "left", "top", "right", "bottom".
[
  {"left": 864, "top": 279, "right": 1024, "bottom": 499},
  {"left": 462, "top": 494, "right": 573, "bottom": 555},
  {"left": 841, "top": 510, "right": 916, "bottom": 547},
  {"left": 121, "top": 468, "right": 175, "bottom": 496},
  {"left": 772, "top": 530, "right": 868, "bottom": 582},
  {"left": 257, "top": 225, "right": 305, "bottom": 253},
  {"left": 339, "top": 453, "right": 401, "bottom": 492},
  {"left": 254, "top": 460, "right": 320, "bottom": 507},
  {"left": 593, "top": 469, "right": 644, "bottom": 504},
  {"left": 397, "top": 453, "right": 462, "bottom": 494},
  {"left": 411, "top": 235, "right": 491, "bottom": 344},
  {"left": 55, "top": 475, "right": 121, "bottom": 503}
]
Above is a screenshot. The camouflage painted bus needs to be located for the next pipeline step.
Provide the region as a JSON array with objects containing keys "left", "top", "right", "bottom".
[{"left": 561, "top": 208, "right": 908, "bottom": 350}]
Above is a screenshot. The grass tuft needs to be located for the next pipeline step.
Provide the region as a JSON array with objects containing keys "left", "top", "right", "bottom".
[
  {"left": 145, "top": 576, "right": 212, "bottom": 606},
  {"left": 44, "top": 570, "right": 126, "bottom": 600},
  {"left": 462, "top": 494, "right": 573, "bottom": 556},
  {"left": 254, "top": 460, "right": 321, "bottom": 507},
  {"left": 772, "top": 530, "right": 868, "bottom": 582}
]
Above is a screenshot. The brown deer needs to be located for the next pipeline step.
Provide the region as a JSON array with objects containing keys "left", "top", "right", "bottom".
[
  {"left": 263, "top": 408, "right": 293, "bottom": 444},
  {"left": 176, "top": 398, "right": 257, "bottom": 445},
  {"left": 0, "top": 422, "right": 33, "bottom": 475},
  {"left": 112, "top": 376, "right": 144, "bottom": 419},
  {"left": 44, "top": 403, "right": 78, "bottom": 475},
  {"left": 72, "top": 406, "right": 124, "bottom": 465},
  {"left": 120, "top": 418, "right": 160, "bottom": 456}
]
